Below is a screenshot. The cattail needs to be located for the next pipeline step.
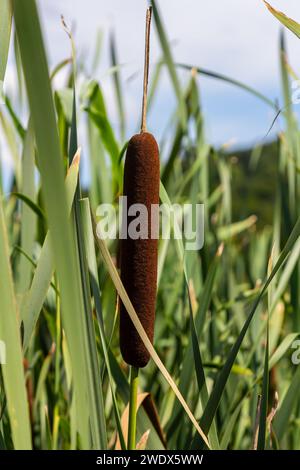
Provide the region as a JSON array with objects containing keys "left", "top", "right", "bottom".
[
  {"left": 120, "top": 132, "right": 159, "bottom": 367},
  {"left": 120, "top": 7, "right": 159, "bottom": 368}
]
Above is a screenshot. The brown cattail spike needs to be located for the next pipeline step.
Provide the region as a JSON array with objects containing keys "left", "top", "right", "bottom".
[{"left": 120, "top": 132, "right": 160, "bottom": 368}]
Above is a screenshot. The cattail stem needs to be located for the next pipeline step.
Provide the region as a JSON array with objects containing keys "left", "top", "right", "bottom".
[
  {"left": 127, "top": 366, "right": 139, "bottom": 449},
  {"left": 141, "top": 6, "right": 152, "bottom": 133}
]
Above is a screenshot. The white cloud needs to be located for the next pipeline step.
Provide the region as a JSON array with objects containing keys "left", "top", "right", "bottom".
[
  {"left": 4, "top": 0, "right": 300, "bottom": 151},
  {"left": 37, "top": 0, "right": 300, "bottom": 84}
]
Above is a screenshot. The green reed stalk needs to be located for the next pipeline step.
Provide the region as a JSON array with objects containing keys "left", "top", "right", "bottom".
[{"left": 127, "top": 366, "right": 139, "bottom": 449}]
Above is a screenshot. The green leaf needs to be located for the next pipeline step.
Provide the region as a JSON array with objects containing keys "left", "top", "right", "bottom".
[
  {"left": 13, "top": 0, "right": 106, "bottom": 448},
  {"left": 220, "top": 401, "right": 243, "bottom": 449},
  {"left": 68, "top": 87, "right": 107, "bottom": 448},
  {"left": 269, "top": 333, "right": 299, "bottom": 369},
  {"left": 0, "top": 0, "right": 12, "bottom": 85},
  {"left": 87, "top": 108, "right": 119, "bottom": 164},
  {"left": 151, "top": 0, "right": 187, "bottom": 129},
  {"left": 21, "top": 153, "right": 80, "bottom": 352},
  {"left": 55, "top": 88, "right": 73, "bottom": 125},
  {"left": 257, "top": 317, "right": 269, "bottom": 449},
  {"left": 176, "top": 63, "right": 277, "bottom": 110},
  {"left": 195, "top": 214, "right": 300, "bottom": 446},
  {"left": 0, "top": 197, "right": 32, "bottom": 449},
  {"left": 273, "top": 365, "right": 300, "bottom": 441},
  {"left": 13, "top": 192, "right": 45, "bottom": 222},
  {"left": 80, "top": 197, "right": 126, "bottom": 450},
  {"left": 109, "top": 31, "right": 126, "bottom": 140},
  {"left": 217, "top": 215, "right": 257, "bottom": 241},
  {"left": 83, "top": 80, "right": 119, "bottom": 164},
  {"left": 17, "top": 120, "right": 37, "bottom": 293},
  {"left": 264, "top": 2, "right": 300, "bottom": 39},
  {"left": 167, "top": 244, "right": 223, "bottom": 447}
]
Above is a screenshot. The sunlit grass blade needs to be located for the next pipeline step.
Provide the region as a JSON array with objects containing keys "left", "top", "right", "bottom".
[
  {"left": 12, "top": 192, "right": 45, "bottom": 221},
  {"left": 151, "top": 0, "right": 187, "bottom": 129},
  {"left": 217, "top": 215, "right": 257, "bottom": 241},
  {"left": 109, "top": 31, "right": 126, "bottom": 140},
  {"left": 166, "top": 245, "right": 223, "bottom": 446},
  {"left": 162, "top": 75, "right": 198, "bottom": 186},
  {"left": 83, "top": 80, "right": 120, "bottom": 190},
  {"left": 159, "top": 178, "right": 219, "bottom": 450},
  {"left": 4, "top": 94, "right": 25, "bottom": 139},
  {"left": 257, "top": 251, "right": 273, "bottom": 450},
  {"left": 0, "top": 197, "right": 31, "bottom": 449},
  {"left": 220, "top": 401, "right": 243, "bottom": 449},
  {"left": 68, "top": 86, "right": 107, "bottom": 448},
  {"left": 17, "top": 120, "right": 36, "bottom": 293},
  {"left": 147, "top": 59, "right": 163, "bottom": 112},
  {"left": 80, "top": 197, "right": 126, "bottom": 450},
  {"left": 13, "top": 0, "right": 106, "bottom": 448},
  {"left": 269, "top": 334, "right": 299, "bottom": 370},
  {"left": 264, "top": 2, "right": 300, "bottom": 39},
  {"left": 176, "top": 63, "right": 278, "bottom": 110},
  {"left": 195, "top": 215, "right": 300, "bottom": 446},
  {"left": 21, "top": 152, "right": 80, "bottom": 351},
  {"left": 0, "top": 109, "right": 21, "bottom": 186},
  {"left": 273, "top": 365, "right": 300, "bottom": 442},
  {"left": 0, "top": 0, "right": 12, "bottom": 89}
]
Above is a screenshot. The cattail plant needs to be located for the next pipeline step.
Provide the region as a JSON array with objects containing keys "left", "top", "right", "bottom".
[{"left": 119, "top": 6, "right": 160, "bottom": 449}]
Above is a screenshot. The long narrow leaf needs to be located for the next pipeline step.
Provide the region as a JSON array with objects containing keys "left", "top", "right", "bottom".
[
  {"left": 0, "top": 198, "right": 31, "bottom": 449},
  {"left": 13, "top": 0, "right": 104, "bottom": 448}
]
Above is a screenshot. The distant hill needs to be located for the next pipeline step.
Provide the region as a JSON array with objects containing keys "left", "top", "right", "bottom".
[{"left": 228, "top": 141, "right": 279, "bottom": 229}]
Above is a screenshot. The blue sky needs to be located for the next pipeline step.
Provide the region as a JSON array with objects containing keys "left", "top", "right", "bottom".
[
  {"left": 1, "top": 0, "right": 300, "bottom": 186},
  {"left": 34, "top": 0, "right": 300, "bottom": 147}
]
